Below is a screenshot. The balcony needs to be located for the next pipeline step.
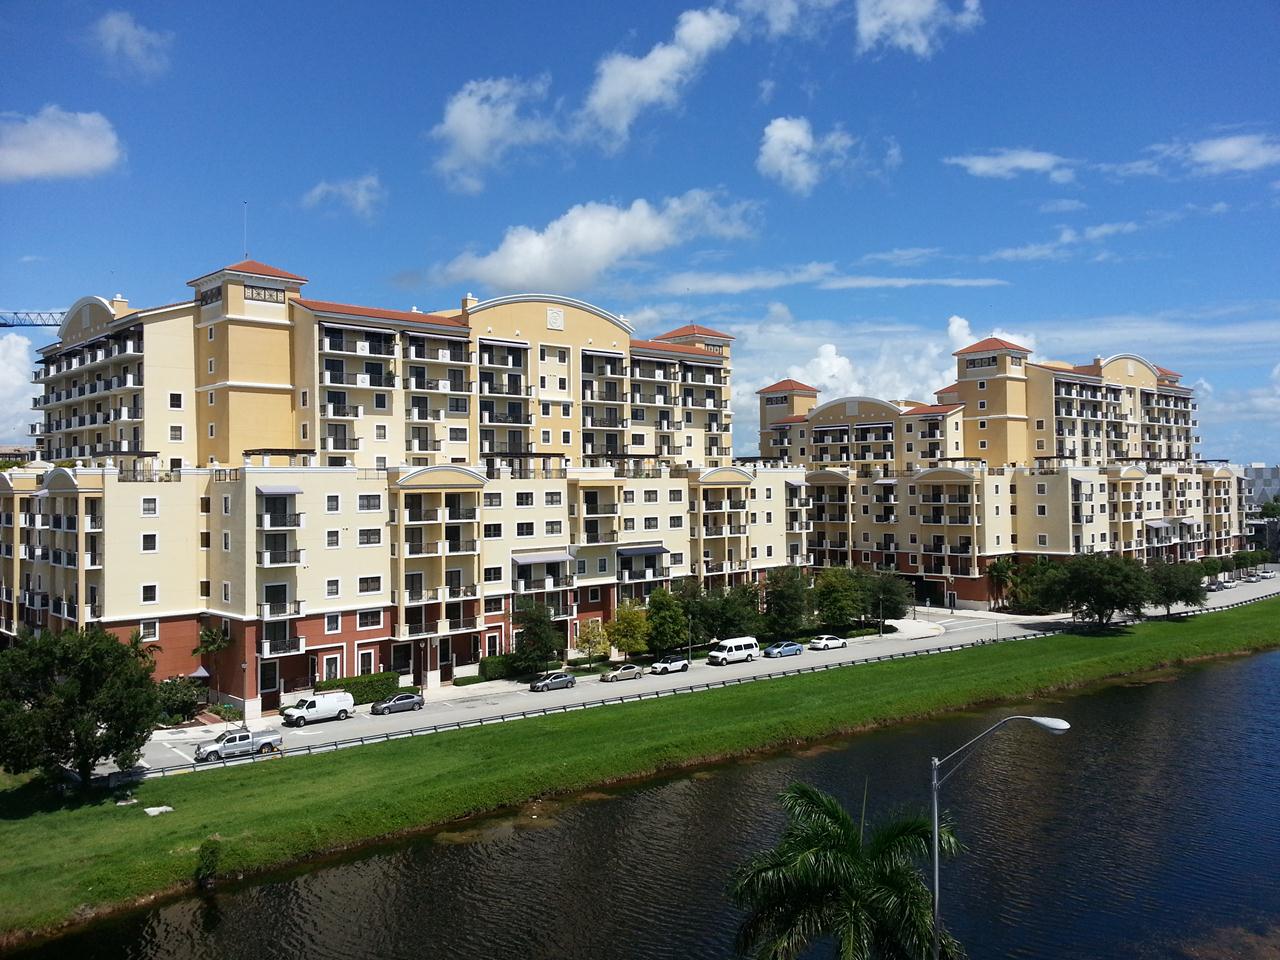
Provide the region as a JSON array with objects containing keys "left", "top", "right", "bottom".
[
  {"left": 324, "top": 371, "right": 396, "bottom": 388},
  {"left": 261, "top": 636, "right": 304, "bottom": 657},
  {"left": 443, "top": 616, "right": 480, "bottom": 633},
  {"left": 573, "top": 530, "right": 619, "bottom": 545},
  {"left": 257, "top": 512, "right": 304, "bottom": 529},
  {"left": 403, "top": 507, "right": 440, "bottom": 524},
  {"left": 406, "top": 377, "right": 473, "bottom": 393},
  {"left": 478, "top": 381, "right": 531, "bottom": 397},
  {"left": 479, "top": 412, "right": 534, "bottom": 425},
  {"left": 513, "top": 575, "right": 575, "bottom": 592},
  {"left": 258, "top": 600, "right": 304, "bottom": 620},
  {"left": 321, "top": 337, "right": 395, "bottom": 357},
  {"left": 444, "top": 539, "right": 478, "bottom": 555},
  {"left": 620, "top": 566, "right": 670, "bottom": 582},
  {"left": 320, "top": 436, "right": 362, "bottom": 452},
  {"left": 403, "top": 540, "right": 441, "bottom": 557},
  {"left": 445, "top": 584, "right": 479, "bottom": 600},
  {"left": 257, "top": 549, "right": 305, "bottom": 567},
  {"left": 322, "top": 403, "right": 363, "bottom": 419},
  {"left": 447, "top": 507, "right": 478, "bottom": 521}
]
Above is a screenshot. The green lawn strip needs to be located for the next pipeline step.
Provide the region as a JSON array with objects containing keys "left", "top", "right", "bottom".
[{"left": 1, "top": 599, "right": 1278, "bottom": 940}]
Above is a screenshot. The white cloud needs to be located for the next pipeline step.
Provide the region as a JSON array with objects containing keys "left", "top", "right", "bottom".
[
  {"left": 430, "top": 75, "right": 556, "bottom": 193},
  {"left": 944, "top": 147, "right": 1075, "bottom": 183},
  {"left": 1038, "top": 198, "right": 1087, "bottom": 213},
  {"left": 756, "top": 116, "right": 853, "bottom": 195},
  {"left": 883, "top": 136, "right": 904, "bottom": 171},
  {"left": 860, "top": 246, "right": 943, "bottom": 266},
  {"left": 0, "top": 332, "right": 35, "bottom": 443},
  {"left": 985, "top": 221, "right": 1139, "bottom": 261},
  {"left": 818, "top": 274, "right": 1008, "bottom": 289},
  {"left": 657, "top": 262, "right": 835, "bottom": 294},
  {"left": 301, "top": 173, "right": 386, "bottom": 220},
  {"left": 436, "top": 188, "right": 755, "bottom": 292},
  {"left": 737, "top": 0, "right": 843, "bottom": 38},
  {"left": 856, "top": 0, "right": 982, "bottom": 57},
  {"left": 92, "top": 11, "right": 173, "bottom": 77},
  {"left": 1157, "top": 133, "right": 1280, "bottom": 175},
  {"left": 579, "top": 8, "right": 739, "bottom": 147},
  {"left": 758, "top": 79, "right": 776, "bottom": 104},
  {"left": 0, "top": 106, "right": 122, "bottom": 182}
]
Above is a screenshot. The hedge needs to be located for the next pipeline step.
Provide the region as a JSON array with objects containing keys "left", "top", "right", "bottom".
[
  {"left": 479, "top": 654, "right": 517, "bottom": 681},
  {"left": 315, "top": 671, "right": 403, "bottom": 704}
]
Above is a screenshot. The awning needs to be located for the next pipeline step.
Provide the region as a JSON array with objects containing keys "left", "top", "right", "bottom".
[
  {"left": 617, "top": 544, "right": 669, "bottom": 558},
  {"left": 256, "top": 485, "right": 303, "bottom": 496},
  {"left": 189, "top": 665, "right": 211, "bottom": 679},
  {"left": 1144, "top": 519, "right": 1170, "bottom": 529},
  {"left": 513, "top": 549, "right": 575, "bottom": 566},
  {"left": 785, "top": 477, "right": 805, "bottom": 487},
  {"left": 874, "top": 477, "right": 897, "bottom": 485},
  {"left": 1177, "top": 517, "right": 1198, "bottom": 526}
]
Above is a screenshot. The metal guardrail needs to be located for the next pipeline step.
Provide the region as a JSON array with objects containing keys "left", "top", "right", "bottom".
[{"left": 135, "top": 586, "right": 1280, "bottom": 781}]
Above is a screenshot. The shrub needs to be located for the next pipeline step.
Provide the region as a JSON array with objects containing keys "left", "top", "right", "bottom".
[
  {"left": 451, "top": 675, "right": 487, "bottom": 687},
  {"left": 566, "top": 654, "right": 610, "bottom": 668},
  {"left": 315, "top": 671, "right": 402, "bottom": 705},
  {"left": 208, "top": 704, "right": 242, "bottom": 722},
  {"left": 194, "top": 837, "right": 221, "bottom": 889},
  {"left": 155, "top": 677, "right": 204, "bottom": 725},
  {"left": 479, "top": 654, "right": 517, "bottom": 681}
]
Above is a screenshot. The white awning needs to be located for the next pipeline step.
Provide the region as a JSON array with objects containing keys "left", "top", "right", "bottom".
[
  {"left": 1145, "top": 519, "right": 1170, "bottom": 529},
  {"left": 617, "top": 544, "right": 669, "bottom": 557},
  {"left": 257, "top": 485, "right": 303, "bottom": 496},
  {"left": 784, "top": 477, "right": 805, "bottom": 487},
  {"left": 874, "top": 477, "right": 897, "bottom": 485},
  {"left": 513, "top": 549, "right": 575, "bottom": 566}
]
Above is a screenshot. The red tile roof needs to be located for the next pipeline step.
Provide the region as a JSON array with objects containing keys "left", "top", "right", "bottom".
[
  {"left": 757, "top": 378, "right": 819, "bottom": 395},
  {"left": 653, "top": 323, "right": 735, "bottom": 341},
  {"left": 629, "top": 338, "right": 720, "bottom": 358},
  {"left": 772, "top": 414, "right": 809, "bottom": 425},
  {"left": 188, "top": 260, "right": 308, "bottom": 284},
  {"left": 952, "top": 336, "right": 1032, "bottom": 356},
  {"left": 934, "top": 382, "right": 960, "bottom": 394},
  {"left": 296, "top": 299, "right": 467, "bottom": 328},
  {"left": 1155, "top": 365, "right": 1182, "bottom": 378},
  {"left": 904, "top": 403, "right": 963, "bottom": 415}
]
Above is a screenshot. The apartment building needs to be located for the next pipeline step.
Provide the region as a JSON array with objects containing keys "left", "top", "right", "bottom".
[
  {"left": 758, "top": 337, "right": 1248, "bottom": 608},
  {"left": 6, "top": 260, "right": 802, "bottom": 717}
]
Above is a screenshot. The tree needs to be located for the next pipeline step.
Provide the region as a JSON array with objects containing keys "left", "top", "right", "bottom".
[
  {"left": 731, "top": 782, "right": 964, "bottom": 960},
  {"left": 673, "top": 578, "right": 715, "bottom": 648},
  {"left": 1261, "top": 496, "right": 1280, "bottom": 520},
  {"left": 1038, "top": 554, "right": 1150, "bottom": 626},
  {"left": 813, "top": 567, "right": 866, "bottom": 633},
  {"left": 1199, "top": 556, "right": 1221, "bottom": 583},
  {"left": 763, "top": 566, "right": 808, "bottom": 640},
  {"left": 985, "top": 557, "right": 1016, "bottom": 611},
  {"left": 576, "top": 618, "right": 610, "bottom": 662},
  {"left": 1147, "top": 559, "right": 1208, "bottom": 617},
  {"left": 606, "top": 600, "right": 650, "bottom": 660},
  {"left": 720, "top": 582, "right": 763, "bottom": 639},
  {"left": 1219, "top": 555, "right": 1237, "bottom": 580},
  {"left": 1009, "top": 557, "right": 1064, "bottom": 614},
  {"left": 512, "top": 601, "right": 561, "bottom": 675},
  {"left": 0, "top": 626, "right": 159, "bottom": 790},
  {"left": 645, "top": 588, "right": 689, "bottom": 657},
  {"left": 865, "top": 573, "right": 911, "bottom": 625},
  {"left": 192, "top": 623, "right": 233, "bottom": 700}
]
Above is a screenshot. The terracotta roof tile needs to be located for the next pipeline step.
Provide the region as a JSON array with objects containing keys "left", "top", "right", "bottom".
[
  {"left": 629, "top": 338, "right": 719, "bottom": 358},
  {"left": 188, "top": 260, "right": 308, "bottom": 285},
  {"left": 772, "top": 414, "right": 809, "bottom": 424},
  {"left": 757, "top": 378, "right": 819, "bottom": 395},
  {"left": 653, "top": 323, "right": 735, "bottom": 341},
  {"left": 953, "top": 336, "right": 1032, "bottom": 356},
  {"left": 296, "top": 299, "right": 467, "bottom": 328},
  {"left": 934, "top": 382, "right": 960, "bottom": 394},
  {"left": 1155, "top": 365, "right": 1182, "bottom": 378},
  {"left": 903, "top": 403, "right": 963, "bottom": 415}
]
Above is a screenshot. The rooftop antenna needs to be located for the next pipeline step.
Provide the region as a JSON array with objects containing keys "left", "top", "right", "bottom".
[{"left": 242, "top": 201, "right": 249, "bottom": 259}]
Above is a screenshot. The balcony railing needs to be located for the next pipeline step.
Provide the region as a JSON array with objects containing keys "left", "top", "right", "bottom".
[
  {"left": 257, "top": 549, "right": 305, "bottom": 567},
  {"left": 257, "top": 512, "right": 304, "bottom": 529},
  {"left": 263, "top": 636, "right": 303, "bottom": 656},
  {"left": 258, "top": 600, "right": 304, "bottom": 619}
]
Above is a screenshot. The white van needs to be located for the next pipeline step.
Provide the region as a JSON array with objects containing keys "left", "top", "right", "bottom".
[
  {"left": 282, "top": 690, "right": 355, "bottom": 727},
  {"left": 707, "top": 636, "right": 760, "bottom": 666}
]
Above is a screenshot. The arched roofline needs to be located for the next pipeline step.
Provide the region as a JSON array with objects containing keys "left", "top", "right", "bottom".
[
  {"left": 57, "top": 296, "right": 115, "bottom": 340},
  {"left": 395, "top": 465, "right": 488, "bottom": 489},
  {"left": 1101, "top": 353, "right": 1161, "bottom": 377},
  {"left": 913, "top": 466, "right": 982, "bottom": 482},
  {"left": 696, "top": 465, "right": 756, "bottom": 485},
  {"left": 808, "top": 395, "right": 903, "bottom": 421},
  {"left": 467, "top": 294, "right": 634, "bottom": 336}
]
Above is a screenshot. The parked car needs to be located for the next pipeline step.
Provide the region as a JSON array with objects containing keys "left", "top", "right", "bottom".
[
  {"left": 650, "top": 653, "right": 691, "bottom": 674},
  {"left": 809, "top": 634, "right": 848, "bottom": 651},
  {"left": 764, "top": 641, "right": 805, "bottom": 658},
  {"left": 282, "top": 691, "right": 355, "bottom": 727},
  {"left": 530, "top": 672, "right": 575, "bottom": 692},
  {"left": 1207, "top": 581, "right": 1224, "bottom": 592},
  {"left": 1244, "top": 573, "right": 1261, "bottom": 584},
  {"left": 194, "top": 728, "right": 282, "bottom": 762},
  {"left": 602, "top": 663, "right": 644, "bottom": 682},
  {"left": 1221, "top": 579, "right": 1237, "bottom": 589},
  {"left": 371, "top": 692, "right": 424, "bottom": 715},
  {"left": 707, "top": 636, "right": 759, "bottom": 665},
  {"left": 1261, "top": 570, "right": 1277, "bottom": 580}
]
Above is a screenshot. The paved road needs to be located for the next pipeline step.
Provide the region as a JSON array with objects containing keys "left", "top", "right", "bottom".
[{"left": 137, "top": 567, "right": 1279, "bottom": 774}]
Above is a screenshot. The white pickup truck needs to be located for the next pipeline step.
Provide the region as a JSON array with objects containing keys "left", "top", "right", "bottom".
[{"left": 193, "top": 728, "right": 283, "bottom": 762}]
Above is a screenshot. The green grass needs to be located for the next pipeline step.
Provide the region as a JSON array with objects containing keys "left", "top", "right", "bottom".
[{"left": 2, "top": 599, "right": 1279, "bottom": 942}]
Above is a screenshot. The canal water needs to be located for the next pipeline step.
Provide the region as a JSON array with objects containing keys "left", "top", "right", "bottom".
[{"left": 12, "top": 650, "right": 1280, "bottom": 959}]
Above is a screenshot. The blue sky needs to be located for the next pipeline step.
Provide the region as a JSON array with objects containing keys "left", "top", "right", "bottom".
[{"left": 3, "top": 0, "right": 1279, "bottom": 459}]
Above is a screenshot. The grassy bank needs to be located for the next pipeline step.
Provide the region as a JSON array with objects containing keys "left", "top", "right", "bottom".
[{"left": 3, "top": 599, "right": 1279, "bottom": 942}]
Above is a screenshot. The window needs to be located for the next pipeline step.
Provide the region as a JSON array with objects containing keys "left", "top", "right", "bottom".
[
  {"left": 588, "top": 587, "right": 600, "bottom": 602},
  {"left": 208, "top": 391, "right": 215, "bottom": 406},
  {"left": 1037, "top": 533, "right": 1048, "bottom": 546},
  {"left": 977, "top": 380, "right": 987, "bottom": 390},
  {"left": 561, "top": 403, "right": 570, "bottom": 417},
  {"left": 449, "top": 427, "right": 467, "bottom": 442},
  {"left": 544, "top": 491, "right": 562, "bottom": 506},
  {"left": 358, "top": 576, "right": 381, "bottom": 594},
  {"left": 325, "top": 614, "right": 341, "bottom": 634},
  {"left": 358, "top": 494, "right": 381, "bottom": 511},
  {"left": 669, "top": 515, "right": 683, "bottom": 528},
  {"left": 558, "top": 377, "right": 567, "bottom": 391},
  {"left": 300, "top": 389, "right": 308, "bottom": 408},
  {"left": 516, "top": 522, "right": 534, "bottom": 537},
  {"left": 562, "top": 432, "right": 571, "bottom": 444},
  {"left": 358, "top": 528, "right": 382, "bottom": 546},
  {"left": 597, "top": 557, "right": 608, "bottom": 573},
  {"left": 577, "top": 559, "right": 587, "bottom": 575},
  {"left": 222, "top": 531, "right": 230, "bottom": 551},
  {"left": 484, "top": 523, "right": 502, "bottom": 538},
  {"left": 449, "top": 397, "right": 469, "bottom": 413},
  {"left": 327, "top": 530, "right": 340, "bottom": 548},
  {"left": 545, "top": 520, "right": 562, "bottom": 535},
  {"left": 979, "top": 440, "right": 988, "bottom": 450},
  {"left": 141, "top": 533, "right": 157, "bottom": 553},
  {"left": 542, "top": 430, "right": 551, "bottom": 444},
  {"left": 484, "top": 566, "right": 502, "bottom": 582},
  {"left": 623, "top": 518, "right": 635, "bottom": 531},
  {"left": 1036, "top": 504, "right": 1047, "bottom": 516},
  {"left": 1036, "top": 483, "right": 1047, "bottom": 495},
  {"left": 644, "top": 517, "right": 659, "bottom": 530},
  {"left": 169, "top": 392, "right": 182, "bottom": 409},
  {"left": 199, "top": 531, "right": 210, "bottom": 549},
  {"left": 207, "top": 327, "right": 215, "bottom": 341},
  {"left": 671, "top": 552, "right": 684, "bottom": 566},
  {"left": 1035, "top": 419, "right": 1045, "bottom": 430},
  {"left": 139, "top": 620, "right": 158, "bottom": 641},
  {"left": 358, "top": 610, "right": 383, "bottom": 630},
  {"left": 375, "top": 424, "right": 387, "bottom": 440},
  {"left": 978, "top": 420, "right": 987, "bottom": 430},
  {"left": 141, "top": 584, "right": 157, "bottom": 604},
  {"left": 978, "top": 400, "right": 987, "bottom": 410},
  {"left": 644, "top": 490, "right": 658, "bottom": 503},
  {"left": 516, "top": 492, "right": 533, "bottom": 507},
  {"left": 208, "top": 358, "right": 215, "bottom": 374},
  {"left": 222, "top": 496, "right": 230, "bottom": 515},
  {"left": 141, "top": 497, "right": 157, "bottom": 517},
  {"left": 199, "top": 580, "right": 210, "bottom": 598},
  {"left": 484, "top": 597, "right": 503, "bottom": 613},
  {"left": 631, "top": 434, "right": 644, "bottom": 446},
  {"left": 326, "top": 578, "right": 339, "bottom": 597},
  {"left": 374, "top": 393, "right": 388, "bottom": 410},
  {"left": 623, "top": 490, "right": 635, "bottom": 504},
  {"left": 326, "top": 494, "right": 340, "bottom": 513},
  {"left": 222, "top": 581, "right": 231, "bottom": 602}
]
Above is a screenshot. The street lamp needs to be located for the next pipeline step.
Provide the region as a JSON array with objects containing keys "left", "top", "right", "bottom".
[{"left": 930, "top": 715, "right": 1070, "bottom": 960}]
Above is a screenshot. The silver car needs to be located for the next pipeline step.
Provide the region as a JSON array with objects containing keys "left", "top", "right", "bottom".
[
  {"left": 531, "top": 672, "right": 575, "bottom": 692},
  {"left": 371, "top": 692, "right": 424, "bottom": 715},
  {"left": 602, "top": 663, "right": 644, "bottom": 682}
]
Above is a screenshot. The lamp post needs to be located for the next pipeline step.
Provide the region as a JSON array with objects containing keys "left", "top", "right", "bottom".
[{"left": 930, "top": 715, "right": 1070, "bottom": 960}]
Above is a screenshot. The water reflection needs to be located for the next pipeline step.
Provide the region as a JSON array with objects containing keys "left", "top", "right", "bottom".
[{"left": 10, "top": 651, "right": 1280, "bottom": 960}]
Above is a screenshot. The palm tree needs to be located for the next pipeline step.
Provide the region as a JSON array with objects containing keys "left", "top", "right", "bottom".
[
  {"left": 731, "top": 782, "right": 965, "bottom": 960},
  {"left": 986, "top": 557, "right": 1016, "bottom": 611},
  {"left": 192, "top": 624, "right": 232, "bottom": 703}
]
